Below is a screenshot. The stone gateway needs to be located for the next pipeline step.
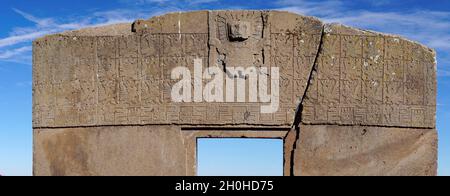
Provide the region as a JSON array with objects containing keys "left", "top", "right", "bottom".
[{"left": 33, "top": 10, "right": 437, "bottom": 176}]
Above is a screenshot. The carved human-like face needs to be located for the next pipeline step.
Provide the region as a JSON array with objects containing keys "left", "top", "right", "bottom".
[{"left": 228, "top": 21, "right": 251, "bottom": 41}]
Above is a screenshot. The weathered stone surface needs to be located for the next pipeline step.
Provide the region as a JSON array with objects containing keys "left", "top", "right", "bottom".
[
  {"left": 33, "top": 10, "right": 438, "bottom": 176},
  {"left": 301, "top": 24, "right": 437, "bottom": 128},
  {"left": 33, "top": 11, "right": 323, "bottom": 128},
  {"left": 133, "top": 11, "right": 208, "bottom": 34},
  {"left": 63, "top": 23, "right": 133, "bottom": 36},
  {"left": 33, "top": 126, "right": 186, "bottom": 176},
  {"left": 293, "top": 125, "right": 437, "bottom": 176}
]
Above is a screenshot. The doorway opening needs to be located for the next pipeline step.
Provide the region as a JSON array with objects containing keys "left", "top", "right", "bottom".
[{"left": 196, "top": 138, "right": 283, "bottom": 176}]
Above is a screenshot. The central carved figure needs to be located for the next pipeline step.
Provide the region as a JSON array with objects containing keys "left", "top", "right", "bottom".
[
  {"left": 210, "top": 12, "right": 266, "bottom": 72},
  {"left": 228, "top": 21, "right": 251, "bottom": 41}
]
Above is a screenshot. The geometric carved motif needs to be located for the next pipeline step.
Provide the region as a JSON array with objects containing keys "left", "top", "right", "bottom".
[
  {"left": 301, "top": 24, "right": 436, "bottom": 128},
  {"left": 33, "top": 12, "right": 436, "bottom": 129},
  {"left": 33, "top": 11, "right": 323, "bottom": 128}
]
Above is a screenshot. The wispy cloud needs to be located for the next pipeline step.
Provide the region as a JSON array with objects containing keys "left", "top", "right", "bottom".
[
  {"left": 0, "top": 8, "right": 150, "bottom": 65},
  {"left": 275, "top": 0, "right": 450, "bottom": 77},
  {"left": 0, "top": 31, "right": 51, "bottom": 48},
  {"left": 323, "top": 11, "right": 450, "bottom": 50},
  {"left": 438, "top": 58, "right": 450, "bottom": 77},
  {"left": 0, "top": 9, "right": 80, "bottom": 64},
  {"left": 12, "top": 8, "right": 56, "bottom": 27},
  {"left": 0, "top": 45, "right": 33, "bottom": 65},
  {"left": 123, "top": 0, "right": 219, "bottom": 5},
  {"left": 276, "top": 0, "right": 343, "bottom": 16},
  {"left": 0, "top": 1, "right": 213, "bottom": 65},
  {"left": 1, "top": 0, "right": 449, "bottom": 76},
  {"left": 0, "top": 46, "right": 31, "bottom": 59},
  {"left": 277, "top": 1, "right": 450, "bottom": 49}
]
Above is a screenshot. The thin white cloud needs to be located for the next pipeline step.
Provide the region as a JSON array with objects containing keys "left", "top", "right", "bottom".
[
  {"left": 0, "top": 0, "right": 220, "bottom": 64},
  {"left": 0, "top": 31, "right": 52, "bottom": 48},
  {"left": 0, "top": 46, "right": 32, "bottom": 59},
  {"left": 128, "top": 0, "right": 218, "bottom": 5},
  {"left": 0, "top": 9, "right": 78, "bottom": 63},
  {"left": 0, "top": 5, "right": 183, "bottom": 53},
  {"left": 12, "top": 8, "right": 56, "bottom": 27},
  {"left": 0, "top": 5, "right": 184, "bottom": 64},
  {"left": 0, "top": 9, "right": 85, "bottom": 49},
  {"left": 0, "top": 9, "right": 151, "bottom": 64},
  {"left": 275, "top": 0, "right": 450, "bottom": 77},
  {"left": 277, "top": 0, "right": 343, "bottom": 17},
  {"left": 321, "top": 10, "right": 450, "bottom": 50},
  {"left": 1, "top": 0, "right": 449, "bottom": 73},
  {"left": 0, "top": 45, "right": 33, "bottom": 65},
  {"left": 278, "top": 3, "right": 450, "bottom": 49}
]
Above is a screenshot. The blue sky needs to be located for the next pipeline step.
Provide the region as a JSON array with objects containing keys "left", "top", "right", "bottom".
[
  {"left": 198, "top": 139, "right": 283, "bottom": 176},
  {"left": 0, "top": 0, "right": 449, "bottom": 176}
]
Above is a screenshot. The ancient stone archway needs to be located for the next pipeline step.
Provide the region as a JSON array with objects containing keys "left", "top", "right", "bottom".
[{"left": 33, "top": 10, "right": 437, "bottom": 176}]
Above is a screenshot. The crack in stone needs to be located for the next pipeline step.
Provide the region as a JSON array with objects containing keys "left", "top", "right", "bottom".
[
  {"left": 292, "top": 25, "right": 325, "bottom": 129},
  {"left": 288, "top": 127, "right": 300, "bottom": 176},
  {"left": 288, "top": 24, "right": 326, "bottom": 176},
  {"left": 285, "top": 23, "right": 435, "bottom": 176}
]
